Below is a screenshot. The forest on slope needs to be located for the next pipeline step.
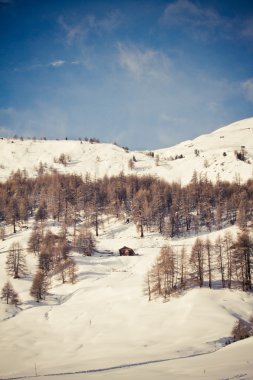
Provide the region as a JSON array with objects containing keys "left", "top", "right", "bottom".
[
  {"left": 1, "top": 169, "right": 252, "bottom": 237},
  {"left": 0, "top": 169, "right": 252, "bottom": 306}
]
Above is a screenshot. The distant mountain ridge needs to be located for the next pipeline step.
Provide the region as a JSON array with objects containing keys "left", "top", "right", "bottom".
[{"left": 0, "top": 117, "right": 252, "bottom": 184}]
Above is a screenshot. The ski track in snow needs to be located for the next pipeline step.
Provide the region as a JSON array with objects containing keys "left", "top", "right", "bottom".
[{"left": 0, "top": 346, "right": 222, "bottom": 380}]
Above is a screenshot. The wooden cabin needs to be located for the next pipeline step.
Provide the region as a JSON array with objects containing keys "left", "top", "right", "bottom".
[{"left": 119, "top": 246, "right": 135, "bottom": 256}]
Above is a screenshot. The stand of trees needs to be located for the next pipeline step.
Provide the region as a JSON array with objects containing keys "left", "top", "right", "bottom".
[
  {"left": 145, "top": 230, "right": 253, "bottom": 301},
  {"left": 28, "top": 227, "right": 78, "bottom": 301},
  {"left": 0, "top": 170, "right": 252, "bottom": 238}
]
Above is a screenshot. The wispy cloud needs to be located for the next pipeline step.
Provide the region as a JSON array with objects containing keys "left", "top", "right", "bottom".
[
  {"left": 161, "top": 0, "right": 253, "bottom": 42},
  {"left": 162, "top": 0, "right": 221, "bottom": 27},
  {"left": 14, "top": 59, "right": 80, "bottom": 72},
  {"left": 58, "top": 16, "right": 84, "bottom": 45},
  {"left": 242, "top": 78, "right": 253, "bottom": 103},
  {"left": 117, "top": 43, "right": 171, "bottom": 81},
  {"left": 49, "top": 60, "right": 65, "bottom": 67},
  {"left": 70, "top": 60, "right": 80, "bottom": 65},
  {"left": 161, "top": 0, "right": 225, "bottom": 39},
  {"left": 58, "top": 10, "right": 122, "bottom": 46}
]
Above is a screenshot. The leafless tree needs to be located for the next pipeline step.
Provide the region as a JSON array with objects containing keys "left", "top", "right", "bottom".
[
  {"left": 204, "top": 238, "right": 213, "bottom": 288},
  {"left": 6, "top": 242, "right": 27, "bottom": 278},
  {"left": 190, "top": 238, "right": 204, "bottom": 287},
  {"left": 231, "top": 231, "right": 252, "bottom": 291},
  {"left": 143, "top": 270, "right": 152, "bottom": 301},
  {"left": 30, "top": 270, "right": 48, "bottom": 302},
  {"left": 1, "top": 281, "right": 20, "bottom": 305},
  {"left": 76, "top": 228, "right": 95, "bottom": 256},
  {"left": 215, "top": 236, "right": 226, "bottom": 288}
]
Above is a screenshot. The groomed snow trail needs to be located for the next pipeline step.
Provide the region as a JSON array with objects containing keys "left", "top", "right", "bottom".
[{"left": 0, "top": 346, "right": 220, "bottom": 380}]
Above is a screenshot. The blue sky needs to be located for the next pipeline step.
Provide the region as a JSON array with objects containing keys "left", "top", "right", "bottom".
[{"left": 0, "top": 0, "right": 253, "bottom": 149}]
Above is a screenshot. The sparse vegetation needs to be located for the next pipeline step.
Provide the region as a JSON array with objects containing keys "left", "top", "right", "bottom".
[
  {"left": 194, "top": 149, "right": 200, "bottom": 157},
  {"left": 234, "top": 146, "right": 247, "bottom": 162},
  {"left": 231, "top": 319, "right": 251, "bottom": 342},
  {"left": 1, "top": 281, "right": 20, "bottom": 305},
  {"left": 204, "top": 159, "right": 209, "bottom": 168},
  {"left": 128, "top": 158, "right": 135, "bottom": 170},
  {"left": 146, "top": 151, "right": 154, "bottom": 157},
  {"left": 54, "top": 153, "right": 71, "bottom": 166}
]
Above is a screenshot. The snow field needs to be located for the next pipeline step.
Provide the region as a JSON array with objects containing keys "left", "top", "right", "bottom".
[
  {"left": 0, "top": 117, "right": 252, "bottom": 185},
  {"left": 0, "top": 218, "right": 253, "bottom": 379}
]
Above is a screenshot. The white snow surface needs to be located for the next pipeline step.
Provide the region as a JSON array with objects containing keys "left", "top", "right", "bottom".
[
  {"left": 0, "top": 117, "right": 253, "bottom": 379},
  {"left": 0, "top": 117, "right": 253, "bottom": 185},
  {"left": 0, "top": 221, "right": 253, "bottom": 379}
]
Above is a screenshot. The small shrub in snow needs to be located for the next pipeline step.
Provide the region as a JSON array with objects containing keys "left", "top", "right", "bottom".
[
  {"left": 1, "top": 281, "right": 20, "bottom": 305},
  {"left": 54, "top": 153, "right": 71, "bottom": 167},
  {"left": 174, "top": 154, "right": 184, "bottom": 160},
  {"left": 128, "top": 158, "right": 135, "bottom": 170},
  {"left": 234, "top": 147, "right": 247, "bottom": 162},
  {"left": 231, "top": 319, "right": 251, "bottom": 342},
  {"left": 203, "top": 159, "right": 209, "bottom": 168}
]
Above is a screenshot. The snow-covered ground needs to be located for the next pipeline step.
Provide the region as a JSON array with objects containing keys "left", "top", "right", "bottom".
[
  {"left": 0, "top": 117, "right": 252, "bottom": 185},
  {"left": 0, "top": 117, "right": 253, "bottom": 379},
  {"left": 0, "top": 219, "right": 253, "bottom": 379}
]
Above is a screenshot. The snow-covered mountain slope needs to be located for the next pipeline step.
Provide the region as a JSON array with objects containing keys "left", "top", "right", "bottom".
[
  {"left": 1, "top": 118, "right": 253, "bottom": 380},
  {"left": 0, "top": 117, "right": 252, "bottom": 185},
  {"left": 156, "top": 117, "right": 253, "bottom": 184},
  {"left": 0, "top": 220, "right": 253, "bottom": 379}
]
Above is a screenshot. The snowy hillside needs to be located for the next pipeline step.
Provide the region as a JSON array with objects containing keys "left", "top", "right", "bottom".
[
  {"left": 0, "top": 117, "right": 252, "bottom": 185},
  {"left": 156, "top": 117, "right": 253, "bottom": 184},
  {"left": 0, "top": 117, "right": 253, "bottom": 380},
  {"left": 0, "top": 220, "right": 253, "bottom": 379}
]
